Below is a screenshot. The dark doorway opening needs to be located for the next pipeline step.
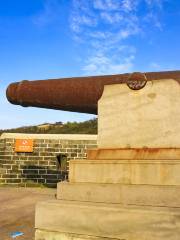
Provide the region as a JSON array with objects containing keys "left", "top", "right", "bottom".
[{"left": 56, "top": 154, "right": 68, "bottom": 180}]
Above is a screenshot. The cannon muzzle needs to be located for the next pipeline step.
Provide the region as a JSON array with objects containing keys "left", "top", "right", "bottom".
[{"left": 6, "top": 71, "right": 180, "bottom": 114}]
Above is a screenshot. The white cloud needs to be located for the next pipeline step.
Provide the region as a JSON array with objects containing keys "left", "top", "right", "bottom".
[
  {"left": 32, "top": 0, "right": 61, "bottom": 27},
  {"left": 122, "top": 0, "right": 139, "bottom": 12},
  {"left": 144, "top": 12, "right": 163, "bottom": 30},
  {"left": 83, "top": 53, "right": 134, "bottom": 75},
  {"left": 145, "top": 0, "right": 164, "bottom": 9},
  {"left": 149, "top": 62, "right": 161, "bottom": 70},
  {"left": 70, "top": 0, "right": 165, "bottom": 75},
  {"left": 70, "top": 13, "right": 97, "bottom": 33},
  {"left": 100, "top": 12, "right": 123, "bottom": 24},
  {"left": 93, "top": 0, "right": 121, "bottom": 11}
]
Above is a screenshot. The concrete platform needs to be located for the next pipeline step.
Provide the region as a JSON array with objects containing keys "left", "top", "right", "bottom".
[
  {"left": 57, "top": 182, "right": 180, "bottom": 207},
  {"left": 35, "top": 200, "right": 180, "bottom": 240},
  {"left": 69, "top": 159, "right": 180, "bottom": 185}
]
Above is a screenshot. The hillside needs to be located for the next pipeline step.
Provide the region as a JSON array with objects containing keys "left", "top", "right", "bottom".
[{"left": 0, "top": 118, "right": 97, "bottom": 135}]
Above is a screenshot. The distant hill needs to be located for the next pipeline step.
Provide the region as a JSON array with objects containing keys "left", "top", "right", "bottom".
[{"left": 0, "top": 118, "right": 97, "bottom": 135}]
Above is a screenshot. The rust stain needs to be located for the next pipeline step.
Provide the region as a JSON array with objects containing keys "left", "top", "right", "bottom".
[
  {"left": 87, "top": 148, "right": 180, "bottom": 160},
  {"left": 147, "top": 93, "right": 156, "bottom": 99}
]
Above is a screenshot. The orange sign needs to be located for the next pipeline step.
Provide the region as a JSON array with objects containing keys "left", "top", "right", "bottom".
[{"left": 15, "top": 139, "right": 34, "bottom": 152}]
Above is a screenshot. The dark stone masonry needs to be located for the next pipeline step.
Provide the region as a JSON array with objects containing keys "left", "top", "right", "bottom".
[{"left": 0, "top": 133, "right": 97, "bottom": 187}]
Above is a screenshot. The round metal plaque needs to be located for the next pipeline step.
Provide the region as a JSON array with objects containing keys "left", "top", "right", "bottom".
[{"left": 127, "top": 72, "right": 147, "bottom": 90}]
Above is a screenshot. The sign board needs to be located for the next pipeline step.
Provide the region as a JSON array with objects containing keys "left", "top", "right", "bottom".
[{"left": 15, "top": 139, "right": 34, "bottom": 152}]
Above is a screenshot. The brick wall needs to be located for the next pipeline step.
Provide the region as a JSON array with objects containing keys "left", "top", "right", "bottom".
[{"left": 0, "top": 133, "right": 97, "bottom": 187}]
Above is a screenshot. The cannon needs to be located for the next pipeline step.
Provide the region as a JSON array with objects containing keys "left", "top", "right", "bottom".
[{"left": 6, "top": 71, "right": 180, "bottom": 114}]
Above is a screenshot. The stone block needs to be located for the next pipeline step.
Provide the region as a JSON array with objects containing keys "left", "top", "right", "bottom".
[
  {"left": 98, "top": 80, "right": 180, "bottom": 148},
  {"left": 39, "top": 169, "right": 47, "bottom": 174},
  {"left": 0, "top": 179, "right": 6, "bottom": 183},
  {"left": 38, "top": 161, "right": 49, "bottom": 166},
  {"left": 1, "top": 174, "right": 17, "bottom": 178},
  {"left": 0, "top": 168, "right": 6, "bottom": 174},
  {"left": 35, "top": 200, "right": 180, "bottom": 240},
  {"left": 3, "top": 164, "right": 12, "bottom": 169},
  {"left": 23, "top": 169, "right": 39, "bottom": 174},
  {"left": 6, "top": 179, "right": 21, "bottom": 183},
  {"left": 57, "top": 182, "right": 180, "bottom": 207},
  {"left": 69, "top": 159, "right": 180, "bottom": 185}
]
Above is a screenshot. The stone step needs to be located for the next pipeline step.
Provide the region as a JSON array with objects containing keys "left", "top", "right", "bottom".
[
  {"left": 35, "top": 229, "right": 119, "bottom": 240},
  {"left": 35, "top": 200, "right": 180, "bottom": 240},
  {"left": 69, "top": 159, "right": 180, "bottom": 185},
  {"left": 57, "top": 182, "right": 180, "bottom": 207},
  {"left": 87, "top": 148, "right": 180, "bottom": 160}
]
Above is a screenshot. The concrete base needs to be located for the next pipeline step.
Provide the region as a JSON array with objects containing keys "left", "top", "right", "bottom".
[
  {"left": 35, "top": 200, "right": 180, "bottom": 240},
  {"left": 32, "top": 80, "right": 180, "bottom": 239},
  {"left": 57, "top": 182, "right": 180, "bottom": 207},
  {"left": 35, "top": 148, "right": 180, "bottom": 239}
]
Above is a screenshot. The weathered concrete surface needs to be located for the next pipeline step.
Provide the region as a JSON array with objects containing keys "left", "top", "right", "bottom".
[
  {"left": 69, "top": 159, "right": 180, "bottom": 185},
  {"left": 57, "top": 182, "right": 180, "bottom": 207},
  {"left": 0, "top": 187, "right": 56, "bottom": 240},
  {"left": 35, "top": 200, "right": 180, "bottom": 240},
  {"left": 35, "top": 229, "right": 119, "bottom": 240},
  {"left": 98, "top": 79, "right": 180, "bottom": 148}
]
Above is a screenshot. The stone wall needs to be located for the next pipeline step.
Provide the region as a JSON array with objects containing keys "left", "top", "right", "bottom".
[{"left": 0, "top": 133, "right": 97, "bottom": 187}]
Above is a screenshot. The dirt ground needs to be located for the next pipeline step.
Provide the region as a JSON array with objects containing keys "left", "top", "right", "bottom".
[{"left": 0, "top": 187, "right": 56, "bottom": 240}]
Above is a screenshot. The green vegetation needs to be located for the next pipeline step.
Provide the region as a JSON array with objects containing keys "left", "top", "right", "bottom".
[{"left": 0, "top": 118, "right": 97, "bottom": 135}]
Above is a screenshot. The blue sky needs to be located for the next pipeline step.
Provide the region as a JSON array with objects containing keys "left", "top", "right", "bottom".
[{"left": 0, "top": 0, "right": 179, "bottom": 129}]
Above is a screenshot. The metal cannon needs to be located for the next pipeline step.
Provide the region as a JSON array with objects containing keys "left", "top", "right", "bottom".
[{"left": 6, "top": 71, "right": 180, "bottom": 114}]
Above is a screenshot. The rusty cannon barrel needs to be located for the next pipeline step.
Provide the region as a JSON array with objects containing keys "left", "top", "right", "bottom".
[{"left": 6, "top": 71, "right": 180, "bottom": 114}]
